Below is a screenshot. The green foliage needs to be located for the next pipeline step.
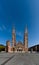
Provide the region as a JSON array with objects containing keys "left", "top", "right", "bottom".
[{"left": 0, "top": 45, "right": 5, "bottom": 52}]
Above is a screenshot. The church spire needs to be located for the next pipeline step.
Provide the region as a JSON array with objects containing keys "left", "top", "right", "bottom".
[
  {"left": 24, "top": 25, "right": 28, "bottom": 52},
  {"left": 12, "top": 25, "right": 15, "bottom": 34},
  {"left": 12, "top": 26, "right": 16, "bottom": 47},
  {"left": 25, "top": 25, "right": 28, "bottom": 34}
]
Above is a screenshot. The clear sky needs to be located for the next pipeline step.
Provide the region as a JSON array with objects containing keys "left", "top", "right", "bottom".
[{"left": 0, "top": 0, "right": 39, "bottom": 47}]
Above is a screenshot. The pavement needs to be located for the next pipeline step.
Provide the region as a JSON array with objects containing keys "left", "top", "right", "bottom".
[{"left": 0, "top": 52, "right": 39, "bottom": 65}]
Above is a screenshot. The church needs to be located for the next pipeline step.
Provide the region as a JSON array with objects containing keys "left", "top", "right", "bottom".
[{"left": 6, "top": 26, "right": 28, "bottom": 53}]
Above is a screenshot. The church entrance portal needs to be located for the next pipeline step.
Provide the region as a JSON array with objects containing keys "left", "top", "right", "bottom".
[
  {"left": 13, "top": 48, "right": 15, "bottom": 51},
  {"left": 17, "top": 47, "right": 23, "bottom": 52}
]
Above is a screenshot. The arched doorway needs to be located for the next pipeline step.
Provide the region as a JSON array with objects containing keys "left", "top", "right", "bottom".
[
  {"left": 13, "top": 47, "right": 15, "bottom": 51},
  {"left": 17, "top": 47, "right": 23, "bottom": 52}
]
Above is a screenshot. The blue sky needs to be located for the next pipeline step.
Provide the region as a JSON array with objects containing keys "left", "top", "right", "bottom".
[{"left": 0, "top": 0, "right": 39, "bottom": 47}]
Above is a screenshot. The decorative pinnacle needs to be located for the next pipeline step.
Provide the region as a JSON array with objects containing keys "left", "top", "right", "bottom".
[
  {"left": 12, "top": 26, "right": 15, "bottom": 33},
  {"left": 25, "top": 25, "right": 28, "bottom": 33}
]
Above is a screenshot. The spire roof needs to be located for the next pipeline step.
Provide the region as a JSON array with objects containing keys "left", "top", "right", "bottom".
[
  {"left": 25, "top": 25, "right": 28, "bottom": 33},
  {"left": 12, "top": 26, "right": 15, "bottom": 33}
]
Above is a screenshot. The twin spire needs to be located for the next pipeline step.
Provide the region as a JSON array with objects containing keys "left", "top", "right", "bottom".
[
  {"left": 12, "top": 25, "right": 28, "bottom": 34},
  {"left": 12, "top": 25, "right": 28, "bottom": 49}
]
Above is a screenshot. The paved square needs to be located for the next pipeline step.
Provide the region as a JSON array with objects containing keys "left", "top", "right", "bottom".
[{"left": 0, "top": 52, "right": 39, "bottom": 65}]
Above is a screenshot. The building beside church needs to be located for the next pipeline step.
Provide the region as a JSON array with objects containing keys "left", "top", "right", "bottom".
[
  {"left": 29, "top": 45, "right": 39, "bottom": 52},
  {"left": 6, "top": 26, "right": 28, "bottom": 53}
]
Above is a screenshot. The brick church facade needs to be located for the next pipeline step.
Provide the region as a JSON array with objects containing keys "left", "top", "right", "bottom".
[{"left": 6, "top": 26, "right": 28, "bottom": 53}]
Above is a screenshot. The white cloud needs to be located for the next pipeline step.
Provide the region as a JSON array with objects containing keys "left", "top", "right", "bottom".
[
  {"left": 17, "top": 32, "right": 22, "bottom": 36},
  {"left": 16, "top": 31, "right": 23, "bottom": 37},
  {"left": 2, "top": 25, "right": 6, "bottom": 30},
  {"left": 0, "top": 25, "right": 6, "bottom": 31}
]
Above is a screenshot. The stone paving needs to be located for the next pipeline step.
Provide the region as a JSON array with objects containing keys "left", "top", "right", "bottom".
[
  {"left": 0, "top": 52, "right": 15, "bottom": 65},
  {"left": 0, "top": 52, "right": 39, "bottom": 65}
]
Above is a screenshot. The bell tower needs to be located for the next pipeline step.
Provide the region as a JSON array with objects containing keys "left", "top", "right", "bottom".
[
  {"left": 12, "top": 27, "right": 16, "bottom": 47},
  {"left": 24, "top": 26, "right": 28, "bottom": 52}
]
